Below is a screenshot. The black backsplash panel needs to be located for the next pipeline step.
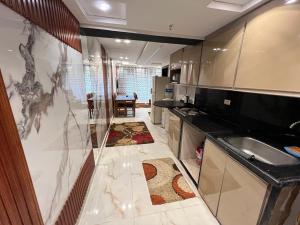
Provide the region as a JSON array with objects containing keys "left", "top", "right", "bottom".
[{"left": 194, "top": 88, "right": 300, "bottom": 134}]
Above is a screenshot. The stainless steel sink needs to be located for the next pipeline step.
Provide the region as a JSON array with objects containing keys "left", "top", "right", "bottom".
[{"left": 221, "top": 136, "right": 300, "bottom": 166}]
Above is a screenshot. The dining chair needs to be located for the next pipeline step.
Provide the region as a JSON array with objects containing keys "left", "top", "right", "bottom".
[
  {"left": 114, "top": 93, "right": 128, "bottom": 117},
  {"left": 123, "top": 93, "right": 137, "bottom": 117},
  {"left": 86, "top": 93, "right": 94, "bottom": 119}
]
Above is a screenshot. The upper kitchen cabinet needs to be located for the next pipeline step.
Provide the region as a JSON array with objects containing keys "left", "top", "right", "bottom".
[
  {"left": 170, "top": 48, "right": 184, "bottom": 70},
  {"left": 198, "top": 21, "right": 245, "bottom": 88},
  {"left": 235, "top": 0, "right": 300, "bottom": 93},
  {"left": 187, "top": 44, "right": 203, "bottom": 85},
  {"left": 180, "top": 44, "right": 203, "bottom": 85}
]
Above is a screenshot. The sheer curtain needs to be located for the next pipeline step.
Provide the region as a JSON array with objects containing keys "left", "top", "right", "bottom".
[{"left": 117, "top": 65, "right": 162, "bottom": 103}]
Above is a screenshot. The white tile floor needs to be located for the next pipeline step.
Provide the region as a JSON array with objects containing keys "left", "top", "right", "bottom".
[{"left": 77, "top": 108, "right": 219, "bottom": 225}]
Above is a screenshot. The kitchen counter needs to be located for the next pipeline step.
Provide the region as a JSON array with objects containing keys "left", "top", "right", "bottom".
[
  {"left": 169, "top": 108, "right": 300, "bottom": 187},
  {"left": 153, "top": 100, "right": 187, "bottom": 108}
]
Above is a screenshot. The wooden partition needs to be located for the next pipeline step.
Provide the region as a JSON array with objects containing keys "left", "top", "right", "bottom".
[
  {"left": 55, "top": 150, "right": 95, "bottom": 225},
  {"left": 101, "top": 45, "right": 111, "bottom": 128},
  {"left": 0, "top": 0, "right": 81, "bottom": 52}
]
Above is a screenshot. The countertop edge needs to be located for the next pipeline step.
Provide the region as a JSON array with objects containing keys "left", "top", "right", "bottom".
[{"left": 168, "top": 108, "right": 300, "bottom": 187}]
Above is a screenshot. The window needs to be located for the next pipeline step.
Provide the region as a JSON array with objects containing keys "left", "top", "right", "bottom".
[{"left": 117, "top": 65, "right": 162, "bottom": 103}]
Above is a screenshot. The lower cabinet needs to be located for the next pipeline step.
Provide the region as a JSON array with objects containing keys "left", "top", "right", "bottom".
[
  {"left": 198, "top": 140, "right": 227, "bottom": 215},
  {"left": 167, "top": 111, "right": 181, "bottom": 158},
  {"left": 180, "top": 122, "right": 206, "bottom": 183},
  {"left": 199, "top": 139, "right": 268, "bottom": 225},
  {"left": 217, "top": 157, "right": 268, "bottom": 225}
]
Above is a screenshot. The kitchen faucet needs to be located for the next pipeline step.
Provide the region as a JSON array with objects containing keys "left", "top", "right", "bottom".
[{"left": 289, "top": 121, "right": 300, "bottom": 129}]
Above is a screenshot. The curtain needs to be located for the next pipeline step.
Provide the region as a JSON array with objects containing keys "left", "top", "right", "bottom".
[{"left": 117, "top": 65, "right": 162, "bottom": 103}]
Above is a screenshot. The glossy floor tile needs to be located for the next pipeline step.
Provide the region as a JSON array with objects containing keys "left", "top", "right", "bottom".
[{"left": 77, "top": 108, "right": 219, "bottom": 225}]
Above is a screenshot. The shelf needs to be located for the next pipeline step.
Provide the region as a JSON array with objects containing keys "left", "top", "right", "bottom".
[{"left": 181, "top": 158, "right": 201, "bottom": 183}]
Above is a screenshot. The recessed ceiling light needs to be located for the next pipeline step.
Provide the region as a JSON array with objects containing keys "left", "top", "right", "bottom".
[
  {"left": 7, "top": 49, "right": 13, "bottom": 52},
  {"left": 207, "top": 0, "right": 263, "bottom": 12},
  {"left": 120, "top": 56, "right": 124, "bottom": 59},
  {"left": 96, "top": 1, "right": 111, "bottom": 12},
  {"left": 285, "top": 0, "right": 297, "bottom": 4},
  {"left": 125, "top": 57, "right": 128, "bottom": 60},
  {"left": 124, "top": 39, "right": 131, "bottom": 44},
  {"left": 115, "top": 39, "right": 122, "bottom": 43}
]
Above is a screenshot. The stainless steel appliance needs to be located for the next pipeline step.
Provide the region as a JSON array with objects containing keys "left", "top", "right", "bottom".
[{"left": 150, "top": 76, "right": 170, "bottom": 124}]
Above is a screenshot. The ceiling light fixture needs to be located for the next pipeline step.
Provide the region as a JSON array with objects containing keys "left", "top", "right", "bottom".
[
  {"left": 7, "top": 49, "right": 13, "bottom": 52},
  {"left": 96, "top": 1, "right": 111, "bottom": 12},
  {"left": 285, "top": 0, "right": 297, "bottom": 4},
  {"left": 120, "top": 56, "right": 124, "bottom": 59},
  {"left": 125, "top": 57, "right": 128, "bottom": 60},
  {"left": 207, "top": 0, "right": 263, "bottom": 12},
  {"left": 115, "top": 39, "right": 122, "bottom": 43},
  {"left": 124, "top": 39, "right": 131, "bottom": 44}
]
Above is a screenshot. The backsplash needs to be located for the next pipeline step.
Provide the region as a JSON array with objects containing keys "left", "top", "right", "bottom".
[
  {"left": 173, "top": 85, "right": 196, "bottom": 104},
  {"left": 195, "top": 88, "right": 300, "bottom": 134}
]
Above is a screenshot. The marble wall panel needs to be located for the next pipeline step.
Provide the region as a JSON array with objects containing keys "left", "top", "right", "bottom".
[{"left": 0, "top": 3, "right": 92, "bottom": 225}]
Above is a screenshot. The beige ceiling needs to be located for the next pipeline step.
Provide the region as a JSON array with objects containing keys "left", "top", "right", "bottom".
[
  {"left": 63, "top": 0, "right": 266, "bottom": 39},
  {"left": 95, "top": 37, "right": 184, "bottom": 66}
]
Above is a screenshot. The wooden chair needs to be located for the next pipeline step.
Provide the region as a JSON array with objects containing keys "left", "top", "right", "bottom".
[
  {"left": 123, "top": 93, "right": 137, "bottom": 117},
  {"left": 86, "top": 93, "right": 94, "bottom": 119},
  {"left": 114, "top": 93, "right": 128, "bottom": 117}
]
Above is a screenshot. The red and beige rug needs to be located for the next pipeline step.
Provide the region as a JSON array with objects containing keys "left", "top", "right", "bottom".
[
  {"left": 142, "top": 158, "right": 196, "bottom": 205},
  {"left": 106, "top": 122, "right": 154, "bottom": 147}
]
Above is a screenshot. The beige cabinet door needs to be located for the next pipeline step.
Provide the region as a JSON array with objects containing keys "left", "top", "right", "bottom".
[
  {"left": 180, "top": 47, "right": 189, "bottom": 84},
  {"left": 170, "top": 48, "right": 183, "bottom": 70},
  {"left": 180, "top": 122, "right": 206, "bottom": 182},
  {"left": 198, "top": 21, "right": 245, "bottom": 88},
  {"left": 187, "top": 44, "right": 202, "bottom": 85},
  {"left": 180, "top": 62, "right": 189, "bottom": 84},
  {"left": 217, "top": 157, "right": 268, "bottom": 225},
  {"left": 168, "top": 112, "right": 181, "bottom": 158},
  {"left": 198, "top": 139, "right": 227, "bottom": 215},
  {"left": 235, "top": 1, "right": 300, "bottom": 93}
]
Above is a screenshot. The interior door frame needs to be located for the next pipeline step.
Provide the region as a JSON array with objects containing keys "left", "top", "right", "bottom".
[{"left": 0, "top": 69, "right": 44, "bottom": 225}]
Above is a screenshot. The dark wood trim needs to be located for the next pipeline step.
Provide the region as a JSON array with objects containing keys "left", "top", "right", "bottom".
[
  {"left": 80, "top": 27, "right": 202, "bottom": 45},
  {"left": 101, "top": 45, "right": 111, "bottom": 128},
  {"left": 55, "top": 150, "right": 95, "bottom": 225},
  {"left": 0, "top": 0, "right": 82, "bottom": 52},
  {"left": 0, "top": 69, "right": 44, "bottom": 225},
  {"left": 110, "top": 57, "right": 114, "bottom": 117}
]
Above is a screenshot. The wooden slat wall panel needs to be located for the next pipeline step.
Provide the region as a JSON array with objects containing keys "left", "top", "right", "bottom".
[
  {"left": 0, "top": 0, "right": 82, "bottom": 52},
  {"left": 109, "top": 58, "right": 114, "bottom": 118},
  {"left": 0, "top": 162, "right": 23, "bottom": 225},
  {"left": 55, "top": 150, "right": 95, "bottom": 225},
  {"left": 0, "top": 196, "right": 11, "bottom": 225}
]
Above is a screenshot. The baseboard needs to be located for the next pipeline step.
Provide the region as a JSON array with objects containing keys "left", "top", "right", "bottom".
[
  {"left": 55, "top": 150, "right": 95, "bottom": 225},
  {"left": 94, "top": 115, "right": 114, "bottom": 165}
]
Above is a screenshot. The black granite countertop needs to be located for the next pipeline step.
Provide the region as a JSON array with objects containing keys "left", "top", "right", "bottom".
[
  {"left": 153, "top": 100, "right": 187, "bottom": 108},
  {"left": 169, "top": 108, "right": 300, "bottom": 187}
]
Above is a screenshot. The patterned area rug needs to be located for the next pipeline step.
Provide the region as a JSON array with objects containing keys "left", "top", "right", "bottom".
[
  {"left": 106, "top": 122, "right": 154, "bottom": 147},
  {"left": 142, "top": 158, "right": 196, "bottom": 205}
]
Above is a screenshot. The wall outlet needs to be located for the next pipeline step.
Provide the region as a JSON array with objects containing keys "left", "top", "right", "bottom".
[{"left": 224, "top": 99, "right": 231, "bottom": 106}]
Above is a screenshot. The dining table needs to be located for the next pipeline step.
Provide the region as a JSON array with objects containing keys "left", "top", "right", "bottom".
[{"left": 114, "top": 95, "right": 136, "bottom": 117}]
